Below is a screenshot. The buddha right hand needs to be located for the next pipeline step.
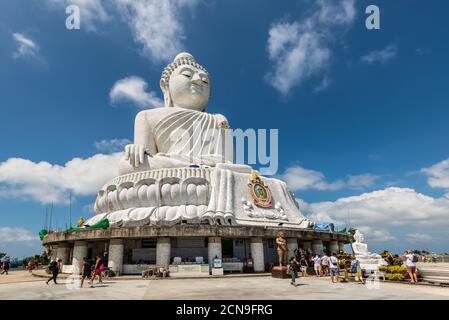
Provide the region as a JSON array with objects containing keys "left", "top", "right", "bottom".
[{"left": 125, "top": 144, "right": 145, "bottom": 168}]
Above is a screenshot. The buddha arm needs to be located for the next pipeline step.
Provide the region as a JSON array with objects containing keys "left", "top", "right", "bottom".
[{"left": 134, "top": 111, "right": 157, "bottom": 156}]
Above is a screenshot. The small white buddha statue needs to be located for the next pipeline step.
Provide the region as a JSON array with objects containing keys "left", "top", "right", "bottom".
[
  {"left": 119, "top": 52, "right": 233, "bottom": 175},
  {"left": 352, "top": 230, "right": 387, "bottom": 269}
]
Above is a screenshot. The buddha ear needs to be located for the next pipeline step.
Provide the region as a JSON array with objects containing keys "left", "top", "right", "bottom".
[{"left": 160, "top": 79, "right": 172, "bottom": 108}]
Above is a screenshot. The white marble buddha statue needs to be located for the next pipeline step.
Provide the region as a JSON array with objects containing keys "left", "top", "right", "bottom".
[
  {"left": 352, "top": 230, "right": 387, "bottom": 269},
  {"left": 119, "top": 52, "right": 233, "bottom": 175},
  {"left": 87, "top": 51, "right": 314, "bottom": 229}
]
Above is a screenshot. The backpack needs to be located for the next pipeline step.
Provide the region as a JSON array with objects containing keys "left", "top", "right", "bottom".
[
  {"left": 49, "top": 261, "right": 57, "bottom": 272},
  {"left": 412, "top": 254, "right": 418, "bottom": 263}
]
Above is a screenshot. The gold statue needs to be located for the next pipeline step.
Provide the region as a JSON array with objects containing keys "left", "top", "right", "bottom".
[
  {"left": 276, "top": 231, "right": 287, "bottom": 267},
  {"left": 77, "top": 217, "right": 85, "bottom": 227}
]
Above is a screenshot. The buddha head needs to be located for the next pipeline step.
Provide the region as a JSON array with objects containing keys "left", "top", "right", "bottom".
[
  {"left": 160, "top": 52, "right": 211, "bottom": 111},
  {"left": 354, "top": 230, "right": 365, "bottom": 243}
]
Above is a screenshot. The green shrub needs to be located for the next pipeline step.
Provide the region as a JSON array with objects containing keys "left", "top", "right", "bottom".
[
  {"left": 386, "top": 273, "right": 405, "bottom": 281},
  {"left": 380, "top": 265, "right": 407, "bottom": 274}
]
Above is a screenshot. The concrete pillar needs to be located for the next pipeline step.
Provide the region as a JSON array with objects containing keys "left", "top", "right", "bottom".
[
  {"left": 56, "top": 244, "right": 70, "bottom": 265},
  {"left": 287, "top": 238, "right": 298, "bottom": 260},
  {"left": 312, "top": 240, "right": 323, "bottom": 255},
  {"left": 50, "top": 245, "right": 58, "bottom": 261},
  {"left": 329, "top": 240, "right": 339, "bottom": 254},
  {"left": 72, "top": 241, "right": 88, "bottom": 273},
  {"left": 338, "top": 241, "right": 345, "bottom": 252},
  {"left": 108, "top": 239, "right": 124, "bottom": 275},
  {"left": 208, "top": 237, "right": 222, "bottom": 268},
  {"left": 302, "top": 241, "right": 312, "bottom": 252},
  {"left": 156, "top": 237, "right": 171, "bottom": 268},
  {"left": 250, "top": 237, "right": 265, "bottom": 272}
]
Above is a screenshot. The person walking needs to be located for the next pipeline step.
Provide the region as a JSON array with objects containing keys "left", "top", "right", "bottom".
[
  {"left": 313, "top": 254, "right": 322, "bottom": 277},
  {"left": 0, "top": 258, "right": 10, "bottom": 275},
  {"left": 351, "top": 257, "right": 364, "bottom": 284},
  {"left": 329, "top": 252, "right": 339, "bottom": 283},
  {"left": 299, "top": 254, "right": 309, "bottom": 277},
  {"left": 46, "top": 258, "right": 61, "bottom": 285},
  {"left": 79, "top": 257, "right": 91, "bottom": 288},
  {"left": 88, "top": 255, "right": 104, "bottom": 287},
  {"left": 287, "top": 257, "right": 300, "bottom": 286},
  {"left": 404, "top": 250, "right": 418, "bottom": 284},
  {"left": 321, "top": 253, "right": 329, "bottom": 276}
]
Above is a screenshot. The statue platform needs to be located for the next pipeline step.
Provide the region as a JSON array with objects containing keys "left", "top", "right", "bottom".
[
  {"left": 271, "top": 266, "right": 289, "bottom": 279},
  {"left": 85, "top": 165, "right": 313, "bottom": 230}
]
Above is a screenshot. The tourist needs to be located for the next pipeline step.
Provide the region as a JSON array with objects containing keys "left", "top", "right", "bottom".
[
  {"left": 351, "top": 257, "right": 364, "bottom": 284},
  {"left": 0, "top": 255, "right": 10, "bottom": 275},
  {"left": 79, "top": 257, "right": 91, "bottom": 288},
  {"left": 46, "top": 258, "right": 61, "bottom": 285},
  {"left": 321, "top": 253, "right": 329, "bottom": 276},
  {"left": 299, "top": 254, "right": 309, "bottom": 277},
  {"left": 0, "top": 260, "right": 9, "bottom": 275},
  {"left": 287, "top": 257, "right": 300, "bottom": 286},
  {"left": 88, "top": 255, "right": 104, "bottom": 287},
  {"left": 313, "top": 254, "right": 322, "bottom": 277},
  {"left": 27, "top": 260, "right": 33, "bottom": 273},
  {"left": 329, "top": 252, "right": 339, "bottom": 283},
  {"left": 404, "top": 250, "right": 418, "bottom": 284}
]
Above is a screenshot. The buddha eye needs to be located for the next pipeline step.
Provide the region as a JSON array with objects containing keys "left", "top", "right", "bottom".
[{"left": 181, "top": 71, "right": 192, "bottom": 78}]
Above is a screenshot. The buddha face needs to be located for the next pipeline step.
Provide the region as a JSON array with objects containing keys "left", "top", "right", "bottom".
[
  {"left": 168, "top": 65, "right": 210, "bottom": 111},
  {"left": 354, "top": 230, "right": 365, "bottom": 243}
]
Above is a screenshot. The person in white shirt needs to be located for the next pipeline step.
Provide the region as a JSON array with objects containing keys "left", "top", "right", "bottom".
[
  {"left": 313, "top": 255, "right": 322, "bottom": 277},
  {"left": 329, "top": 252, "right": 339, "bottom": 283},
  {"left": 404, "top": 250, "right": 418, "bottom": 284},
  {"left": 321, "top": 254, "right": 330, "bottom": 276}
]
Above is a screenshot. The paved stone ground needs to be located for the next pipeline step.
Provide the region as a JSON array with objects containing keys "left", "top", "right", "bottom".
[
  {"left": 0, "top": 270, "right": 44, "bottom": 284},
  {"left": 1, "top": 271, "right": 449, "bottom": 300}
]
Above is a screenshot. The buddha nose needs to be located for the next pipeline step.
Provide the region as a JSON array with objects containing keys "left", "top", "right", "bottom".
[{"left": 191, "top": 73, "right": 203, "bottom": 85}]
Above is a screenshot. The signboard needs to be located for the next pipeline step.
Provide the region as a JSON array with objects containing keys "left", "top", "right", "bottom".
[
  {"left": 213, "top": 258, "right": 222, "bottom": 268},
  {"left": 178, "top": 264, "right": 202, "bottom": 273}
]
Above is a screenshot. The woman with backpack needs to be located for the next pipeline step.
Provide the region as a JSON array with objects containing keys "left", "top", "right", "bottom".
[
  {"left": 46, "top": 258, "right": 61, "bottom": 285},
  {"left": 404, "top": 250, "right": 418, "bottom": 284}
]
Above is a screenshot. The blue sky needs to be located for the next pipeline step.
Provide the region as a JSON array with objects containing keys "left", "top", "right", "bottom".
[{"left": 1, "top": 0, "right": 449, "bottom": 258}]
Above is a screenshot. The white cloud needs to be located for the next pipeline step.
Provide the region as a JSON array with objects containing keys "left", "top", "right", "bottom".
[
  {"left": 361, "top": 44, "right": 397, "bottom": 64},
  {"left": 110, "top": 76, "right": 163, "bottom": 108},
  {"left": 94, "top": 138, "right": 131, "bottom": 153},
  {"left": 281, "top": 166, "right": 344, "bottom": 191},
  {"left": 357, "top": 226, "right": 396, "bottom": 242},
  {"left": 347, "top": 174, "right": 379, "bottom": 189},
  {"left": 113, "top": 0, "right": 200, "bottom": 62},
  {"left": 421, "top": 157, "right": 449, "bottom": 189},
  {"left": 12, "top": 33, "right": 39, "bottom": 59},
  {"left": 301, "top": 187, "right": 449, "bottom": 245},
  {"left": 407, "top": 233, "right": 432, "bottom": 243},
  {"left": 306, "top": 187, "right": 449, "bottom": 227},
  {"left": 281, "top": 165, "right": 378, "bottom": 191},
  {"left": 46, "top": 0, "right": 199, "bottom": 62},
  {"left": 0, "top": 153, "right": 122, "bottom": 204},
  {"left": 0, "top": 227, "right": 38, "bottom": 243},
  {"left": 266, "top": 0, "right": 356, "bottom": 94}
]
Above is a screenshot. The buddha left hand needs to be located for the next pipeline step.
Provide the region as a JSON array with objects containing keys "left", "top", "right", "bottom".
[{"left": 125, "top": 144, "right": 146, "bottom": 168}]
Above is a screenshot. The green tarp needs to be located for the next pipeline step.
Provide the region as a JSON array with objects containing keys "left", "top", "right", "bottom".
[
  {"left": 38, "top": 229, "right": 47, "bottom": 240},
  {"left": 67, "top": 219, "right": 110, "bottom": 232}
]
